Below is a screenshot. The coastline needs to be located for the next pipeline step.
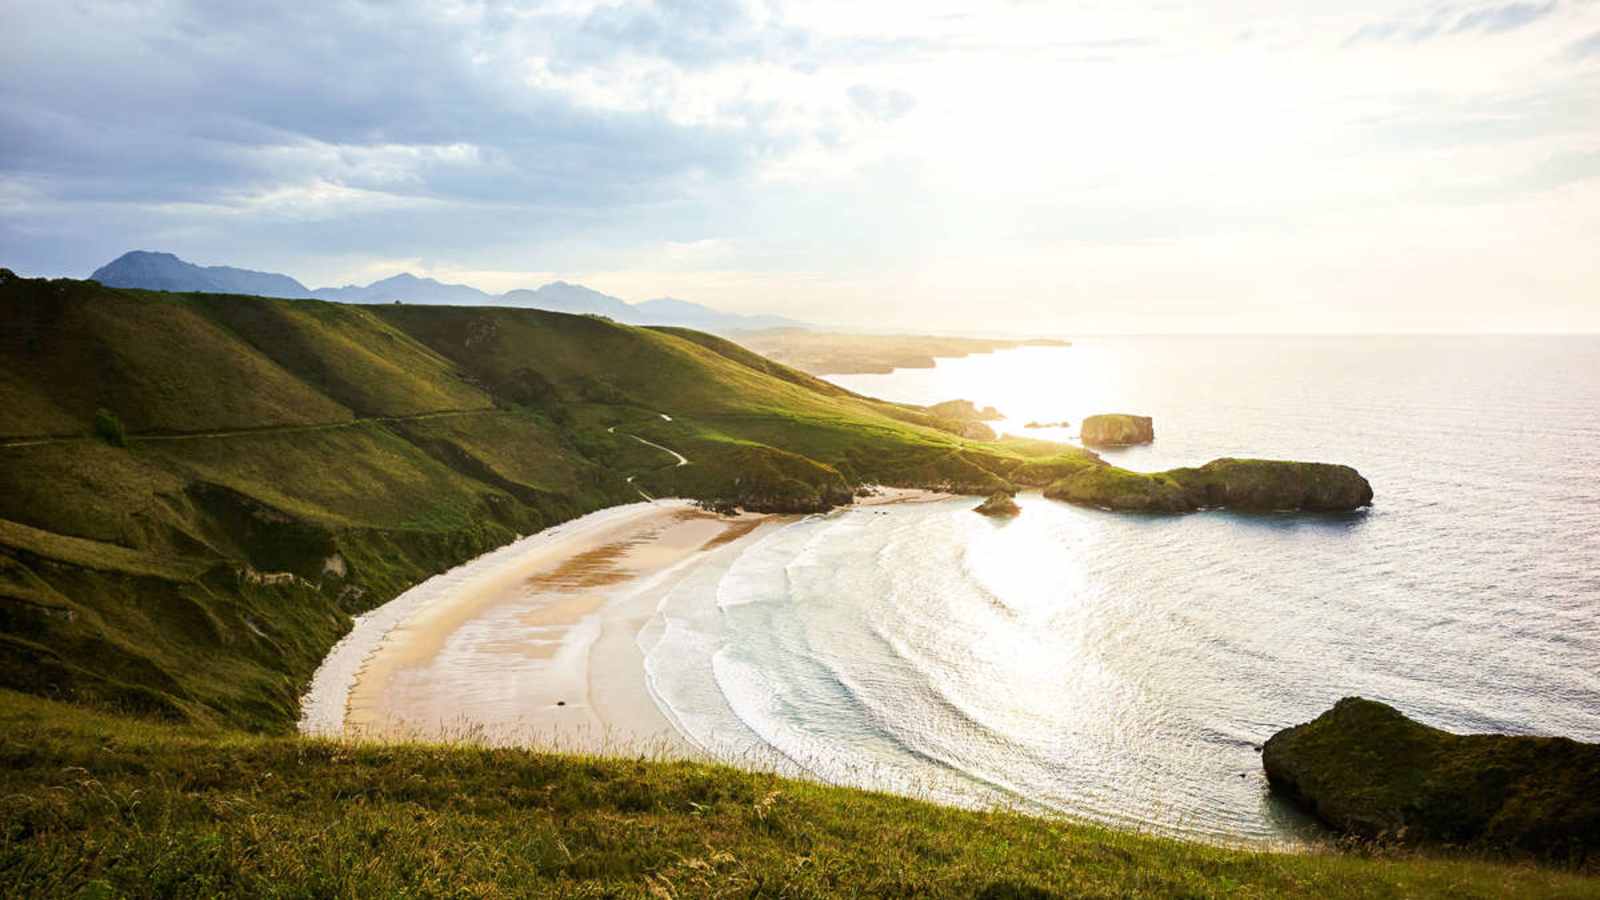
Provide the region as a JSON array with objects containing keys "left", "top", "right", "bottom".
[{"left": 300, "top": 488, "right": 950, "bottom": 752}]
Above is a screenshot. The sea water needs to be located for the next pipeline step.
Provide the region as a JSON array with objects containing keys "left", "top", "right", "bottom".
[{"left": 640, "top": 336, "right": 1600, "bottom": 843}]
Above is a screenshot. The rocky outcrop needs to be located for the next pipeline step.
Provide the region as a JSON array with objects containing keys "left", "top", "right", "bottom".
[
  {"left": 974, "top": 491, "right": 1021, "bottom": 517},
  {"left": 1043, "top": 467, "right": 1191, "bottom": 512},
  {"left": 1263, "top": 698, "right": 1600, "bottom": 863},
  {"left": 923, "top": 399, "right": 1003, "bottom": 441},
  {"left": 1043, "top": 459, "right": 1373, "bottom": 513},
  {"left": 1171, "top": 459, "right": 1374, "bottom": 512},
  {"left": 1024, "top": 420, "right": 1070, "bottom": 429},
  {"left": 926, "top": 399, "right": 1004, "bottom": 421},
  {"left": 725, "top": 479, "right": 855, "bottom": 514},
  {"left": 959, "top": 421, "right": 997, "bottom": 441},
  {"left": 1080, "top": 414, "right": 1154, "bottom": 446}
]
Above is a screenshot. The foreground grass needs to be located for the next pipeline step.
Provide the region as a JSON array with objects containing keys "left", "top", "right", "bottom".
[{"left": 2, "top": 693, "right": 1594, "bottom": 898}]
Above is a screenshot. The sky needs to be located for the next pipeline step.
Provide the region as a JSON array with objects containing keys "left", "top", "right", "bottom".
[{"left": 2, "top": 0, "right": 1598, "bottom": 334}]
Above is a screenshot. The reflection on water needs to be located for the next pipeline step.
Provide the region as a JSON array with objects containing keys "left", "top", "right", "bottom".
[{"left": 642, "top": 336, "right": 1600, "bottom": 843}]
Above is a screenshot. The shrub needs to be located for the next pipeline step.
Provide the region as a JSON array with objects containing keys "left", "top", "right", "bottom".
[{"left": 93, "top": 408, "right": 127, "bottom": 447}]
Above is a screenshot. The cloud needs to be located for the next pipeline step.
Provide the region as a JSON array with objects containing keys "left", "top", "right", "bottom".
[
  {"left": 1345, "top": 2, "right": 1559, "bottom": 46},
  {"left": 1451, "top": 1, "right": 1559, "bottom": 34},
  {"left": 2, "top": 2, "right": 1598, "bottom": 333},
  {"left": 846, "top": 85, "right": 917, "bottom": 123},
  {"left": 571, "top": 0, "right": 810, "bottom": 70},
  {"left": 1569, "top": 30, "right": 1600, "bottom": 59},
  {"left": 0, "top": 0, "right": 823, "bottom": 275}
]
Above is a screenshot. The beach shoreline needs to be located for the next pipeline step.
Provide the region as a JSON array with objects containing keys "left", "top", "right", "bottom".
[{"left": 299, "top": 488, "right": 949, "bottom": 752}]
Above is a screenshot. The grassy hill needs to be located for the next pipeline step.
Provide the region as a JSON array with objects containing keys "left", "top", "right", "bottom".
[
  {"left": 4, "top": 690, "right": 1595, "bottom": 898},
  {"left": 0, "top": 271, "right": 1097, "bottom": 730}
]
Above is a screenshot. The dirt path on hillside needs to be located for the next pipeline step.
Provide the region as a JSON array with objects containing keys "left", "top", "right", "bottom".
[
  {"left": 0, "top": 407, "right": 500, "bottom": 449},
  {"left": 607, "top": 423, "right": 691, "bottom": 502}
]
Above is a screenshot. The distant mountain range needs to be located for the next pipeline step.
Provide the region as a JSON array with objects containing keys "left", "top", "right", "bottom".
[{"left": 88, "top": 251, "right": 805, "bottom": 333}]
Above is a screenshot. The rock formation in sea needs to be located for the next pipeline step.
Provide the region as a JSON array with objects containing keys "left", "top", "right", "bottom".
[
  {"left": 1262, "top": 697, "right": 1600, "bottom": 863},
  {"left": 1042, "top": 459, "right": 1373, "bottom": 513},
  {"left": 974, "top": 491, "right": 1021, "bottom": 517},
  {"left": 1080, "top": 414, "right": 1154, "bottom": 446}
]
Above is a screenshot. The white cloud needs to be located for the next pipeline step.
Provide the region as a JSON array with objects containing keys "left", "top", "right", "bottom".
[{"left": 2, "top": 0, "right": 1598, "bottom": 330}]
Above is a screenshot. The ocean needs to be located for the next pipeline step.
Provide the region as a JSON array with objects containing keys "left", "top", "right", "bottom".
[{"left": 639, "top": 336, "right": 1600, "bottom": 843}]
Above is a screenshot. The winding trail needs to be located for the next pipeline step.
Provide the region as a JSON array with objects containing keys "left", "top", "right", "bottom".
[{"left": 607, "top": 422, "right": 690, "bottom": 503}]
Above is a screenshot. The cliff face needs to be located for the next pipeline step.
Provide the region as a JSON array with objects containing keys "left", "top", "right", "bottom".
[
  {"left": 1263, "top": 698, "right": 1600, "bottom": 863},
  {"left": 1081, "top": 414, "right": 1154, "bottom": 446}
]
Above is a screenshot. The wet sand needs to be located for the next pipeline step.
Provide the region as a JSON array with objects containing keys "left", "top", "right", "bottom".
[{"left": 301, "top": 489, "right": 950, "bottom": 754}]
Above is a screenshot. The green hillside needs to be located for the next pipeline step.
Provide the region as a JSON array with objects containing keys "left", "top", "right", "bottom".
[
  {"left": 1, "top": 690, "right": 1592, "bottom": 897},
  {"left": 0, "top": 272, "right": 1096, "bottom": 729}
]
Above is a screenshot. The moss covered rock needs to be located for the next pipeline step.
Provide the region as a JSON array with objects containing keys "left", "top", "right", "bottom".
[
  {"left": 1043, "top": 458, "right": 1372, "bottom": 513},
  {"left": 1081, "top": 414, "right": 1154, "bottom": 446},
  {"left": 1042, "top": 466, "right": 1191, "bottom": 512},
  {"left": 1170, "top": 458, "right": 1374, "bottom": 512},
  {"left": 1263, "top": 697, "right": 1600, "bottom": 863},
  {"left": 974, "top": 491, "right": 1021, "bottom": 517}
]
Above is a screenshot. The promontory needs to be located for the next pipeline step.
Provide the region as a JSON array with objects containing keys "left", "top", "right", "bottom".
[{"left": 1263, "top": 697, "right": 1600, "bottom": 863}]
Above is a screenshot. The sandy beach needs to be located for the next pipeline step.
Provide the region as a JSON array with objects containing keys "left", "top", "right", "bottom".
[{"left": 300, "top": 488, "right": 949, "bottom": 754}]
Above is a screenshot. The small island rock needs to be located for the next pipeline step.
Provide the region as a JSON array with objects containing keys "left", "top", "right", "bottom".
[
  {"left": 974, "top": 491, "right": 1021, "bottom": 517},
  {"left": 1081, "top": 414, "right": 1154, "bottom": 446},
  {"left": 1042, "top": 458, "right": 1373, "bottom": 513}
]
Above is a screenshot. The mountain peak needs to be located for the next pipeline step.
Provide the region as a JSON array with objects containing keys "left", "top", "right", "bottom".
[
  {"left": 84, "top": 250, "right": 809, "bottom": 332},
  {"left": 91, "top": 250, "right": 312, "bottom": 298},
  {"left": 111, "top": 250, "right": 182, "bottom": 263},
  {"left": 371, "top": 273, "right": 427, "bottom": 286}
]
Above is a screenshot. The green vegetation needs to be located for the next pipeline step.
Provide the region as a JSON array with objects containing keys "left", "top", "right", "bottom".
[
  {"left": 1264, "top": 698, "right": 1600, "bottom": 864},
  {"left": 92, "top": 408, "right": 125, "bottom": 447},
  {"left": 4, "top": 690, "right": 1596, "bottom": 898},
  {"left": 0, "top": 273, "right": 1095, "bottom": 729}
]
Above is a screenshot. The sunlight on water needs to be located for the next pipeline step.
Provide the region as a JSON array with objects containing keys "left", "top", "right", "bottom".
[{"left": 642, "top": 337, "right": 1600, "bottom": 843}]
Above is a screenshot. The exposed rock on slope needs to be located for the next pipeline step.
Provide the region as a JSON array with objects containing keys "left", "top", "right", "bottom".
[
  {"left": 924, "top": 399, "right": 1001, "bottom": 441},
  {"left": 1081, "top": 414, "right": 1154, "bottom": 446},
  {"left": 1263, "top": 697, "right": 1600, "bottom": 863}
]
